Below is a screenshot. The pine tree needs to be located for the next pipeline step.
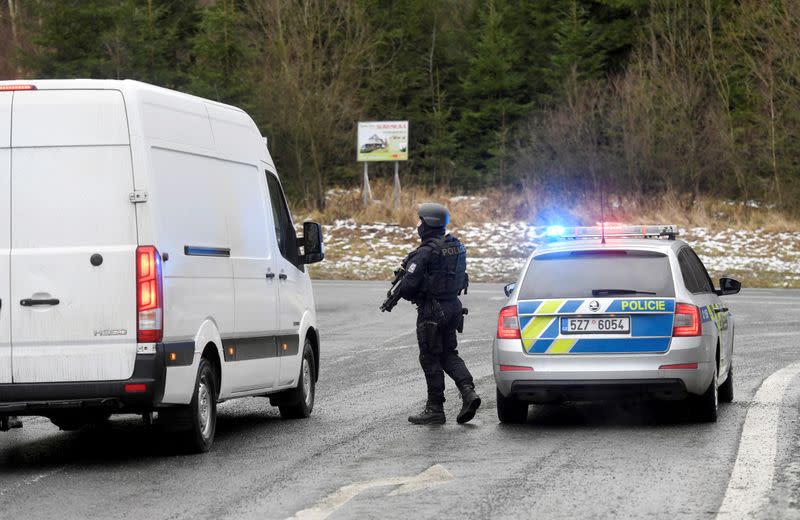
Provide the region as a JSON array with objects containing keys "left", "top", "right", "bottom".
[
  {"left": 188, "top": 0, "right": 253, "bottom": 108},
  {"left": 21, "top": 0, "right": 197, "bottom": 87},
  {"left": 547, "top": 0, "right": 607, "bottom": 99},
  {"left": 457, "top": 0, "right": 529, "bottom": 187}
]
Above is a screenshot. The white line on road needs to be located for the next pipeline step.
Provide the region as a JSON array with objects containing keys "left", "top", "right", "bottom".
[
  {"left": 716, "top": 362, "right": 800, "bottom": 519},
  {"left": 286, "top": 464, "right": 454, "bottom": 520},
  {"left": 0, "top": 467, "right": 64, "bottom": 498},
  {"left": 737, "top": 331, "right": 800, "bottom": 338}
]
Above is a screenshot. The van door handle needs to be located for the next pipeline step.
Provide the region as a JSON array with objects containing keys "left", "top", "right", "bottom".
[
  {"left": 279, "top": 273, "right": 288, "bottom": 280},
  {"left": 265, "top": 273, "right": 275, "bottom": 279},
  {"left": 21, "top": 298, "right": 60, "bottom": 307}
]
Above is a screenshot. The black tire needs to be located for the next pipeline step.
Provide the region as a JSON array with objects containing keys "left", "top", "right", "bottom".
[
  {"left": 278, "top": 339, "right": 316, "bottom": 419},
  {"left": 496, "top": 387, "right": 528, "bottom": 424},
  {"left": 719, "top": 364, "right": 734, "bottom": 403},
  {"left": 160, "top": 358, "right": 218, "bottom": 453},
  {"left": 693, "top": 363, "right": 718, "bottom": 423}
]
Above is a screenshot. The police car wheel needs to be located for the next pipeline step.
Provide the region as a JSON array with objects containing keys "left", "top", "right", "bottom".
[
  {"left": 278, "top": 340, "right": 316, "bottom": 420},
  {"left": 496, "top": 387, "right": 528, "bottom": 424},
  {"left": 718, "top": 364, "right": 734, "bottom": 403},
  {"left": 693, "top": 364, "right": 719, "bottom": 423}
]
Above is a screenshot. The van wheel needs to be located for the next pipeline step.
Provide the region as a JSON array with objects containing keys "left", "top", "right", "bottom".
[
  {"left": 719, "top": 364, "right": 734, "bottom": 403},
  {"left": 278, "top": 339, "right": 315, "bottom": 419},
  {"left": 693, "top": 364, "right": 718, "bottom": 423},
  {"left": 160, "top": 358, "right": 217, "bottom": 453},
  {"left": 496, "top": 387, "right": 528, "bottom": 424}
]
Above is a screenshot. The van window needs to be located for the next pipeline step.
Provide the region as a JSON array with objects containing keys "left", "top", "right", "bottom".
[
  {"left": 518, "top": 249, "right": 675, "bottom": 299},
  {"left": 265, "top": 172, "right": 300, "bottom": 267}
]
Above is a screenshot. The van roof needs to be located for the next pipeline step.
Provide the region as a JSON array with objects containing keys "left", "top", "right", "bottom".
[
  {"left": 1, "top": 79, "right": 275, "bottom": 170},
  {"left": 0, "top": 79, "right": 246, "bottom": 114}
]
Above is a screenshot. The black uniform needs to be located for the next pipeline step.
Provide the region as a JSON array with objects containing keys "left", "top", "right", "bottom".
[{"left": 398, "top": 225, "right": 474, "bottom": 404}]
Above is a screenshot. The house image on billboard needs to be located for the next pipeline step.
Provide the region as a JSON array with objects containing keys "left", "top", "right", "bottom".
[{"left": 360, "top": 134, "right": 387, "bottom": 153}]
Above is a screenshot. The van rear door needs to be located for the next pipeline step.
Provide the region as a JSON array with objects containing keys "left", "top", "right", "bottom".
[
  {"left": 10, "top": 89, "right": 139, "bottom": 383},
  {"left": 0, "top": 92, "right": 11, "bottom": 384}
]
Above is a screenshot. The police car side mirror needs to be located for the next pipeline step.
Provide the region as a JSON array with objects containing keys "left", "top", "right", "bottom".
[
  {"left": 504, "top": 283, "right": 516, "bottom": 297},
  {"left": 716, "top": 277, "right": 741, "bottom": 296},
  {"left": 301, "top": 221, "right": 324, "bottom": 265}
]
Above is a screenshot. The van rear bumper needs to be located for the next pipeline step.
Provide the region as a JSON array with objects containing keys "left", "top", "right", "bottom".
[{"left": 0, "top": 349, "right": 166, "bottom": 415}]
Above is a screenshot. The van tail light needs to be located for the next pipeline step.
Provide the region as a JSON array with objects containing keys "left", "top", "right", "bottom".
[
  {"left": 0, "top": 84, "right": 36, "bottom": 91},
  {"left": 497, "top": 305, "right": 521, "bottom": 339},
  {"left": 673, "top": 303, "right": 701, "bottom": 337},
  {"left": 136, "top": 246, "right": 163, "bottom": 343}
]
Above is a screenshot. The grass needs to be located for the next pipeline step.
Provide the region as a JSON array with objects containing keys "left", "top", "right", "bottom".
[
  {"left": 296, "top": 182, "right": 800, "bottom": 288},
  {"left": 295, "top": 181, "right": 800, "bottom": 232}
]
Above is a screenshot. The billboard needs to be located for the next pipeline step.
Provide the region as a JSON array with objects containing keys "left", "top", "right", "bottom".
[{"left": 357, "top": 121, "right": 408, "bottom": 162}]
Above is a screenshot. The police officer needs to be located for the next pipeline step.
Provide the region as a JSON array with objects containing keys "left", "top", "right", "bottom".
[{"left": 398, "top": 203, "right": 481, "bottom": 425}]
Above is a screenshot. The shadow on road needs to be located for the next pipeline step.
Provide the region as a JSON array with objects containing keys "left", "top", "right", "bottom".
[
  {"left": 510, "top": 399, "right": 727, "bottom": 429},
  {"left": 0, "top": 407, "right": 297, "bottom": 471}
]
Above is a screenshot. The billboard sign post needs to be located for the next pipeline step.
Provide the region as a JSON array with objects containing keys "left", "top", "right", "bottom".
[{"left": 357, "top": 121, "right": 408, "bottom": 208}]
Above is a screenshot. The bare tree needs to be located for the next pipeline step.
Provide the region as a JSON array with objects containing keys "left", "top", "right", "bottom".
[{"left": 247, "top": 0, "right": 379, "bottom": 209}]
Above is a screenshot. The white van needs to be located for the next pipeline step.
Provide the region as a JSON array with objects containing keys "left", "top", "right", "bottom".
[{"left": 0, "top": 80, "right": 324, "bottom": 452}]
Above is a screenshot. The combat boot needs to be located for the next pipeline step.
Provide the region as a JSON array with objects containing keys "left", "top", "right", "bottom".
[
  {"left": 457, "top": 388, "right": 481, "bottom": 424},
  {"left": 408, "top": 401, "right": 446, "bottom": 425},
  {"left": 0, "top": 416, "right": 22, "bottom": 431}
]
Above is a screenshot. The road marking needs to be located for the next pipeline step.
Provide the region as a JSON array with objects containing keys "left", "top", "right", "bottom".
[
  {"left": 0, "top": 468, "right": 64, "bottom": 497},
  {"left": 716, "top": 362, "right": 800, "bottom": 519},
  {"left": 287, "top": 464, "right": 454, "bottom": 520},
  {"left": 737, "top": 331, "right": 800, "bottom": 338}
]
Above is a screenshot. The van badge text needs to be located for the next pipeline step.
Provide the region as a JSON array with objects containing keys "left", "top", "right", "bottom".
[{"left": 94, "top": 329, "right": 128, "bottom": 337}]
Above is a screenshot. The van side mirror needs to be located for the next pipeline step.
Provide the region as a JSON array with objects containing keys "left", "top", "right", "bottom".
[
  {"left": 504, "top": 283, "right": 516, "bottom": 297},
  {"left": 301, "top": 221, "right": 324, "bottom": 265},
  {"left": 716, "top": 277, "right": 741, "bottom": 296}
]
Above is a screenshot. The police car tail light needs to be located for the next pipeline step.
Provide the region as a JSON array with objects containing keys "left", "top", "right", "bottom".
[
  {"left": 497, "top": 306, "right": 521, "bottom": 339},
  {"left": 137, "top": 246, "right": 164, "bottom": 343},
  {"left": 673, "top": 303, "right": 701, "bottom": 337}
]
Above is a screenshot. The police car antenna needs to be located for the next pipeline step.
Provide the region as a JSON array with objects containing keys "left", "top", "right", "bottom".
[{"left": 600, "top": 186, "right": 606, "bottom": 245}]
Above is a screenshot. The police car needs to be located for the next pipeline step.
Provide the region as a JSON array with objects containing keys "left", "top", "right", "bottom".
[{"left": 493, "top": 224, "right": 741, "bottom": 423}]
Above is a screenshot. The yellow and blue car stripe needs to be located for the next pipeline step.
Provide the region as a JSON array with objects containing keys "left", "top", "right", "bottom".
[{"left": 517, "top": 298, "right": 676, "bottom": 355}]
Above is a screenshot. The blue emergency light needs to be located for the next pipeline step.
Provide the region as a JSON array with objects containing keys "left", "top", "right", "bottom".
[{"left": 542, "top": 224, "right": 679, "bottom": 241}]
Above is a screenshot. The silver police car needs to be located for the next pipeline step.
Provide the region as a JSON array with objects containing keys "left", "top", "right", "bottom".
[{"left": 493, "top": 225, "right": 741, "bottom": 423}]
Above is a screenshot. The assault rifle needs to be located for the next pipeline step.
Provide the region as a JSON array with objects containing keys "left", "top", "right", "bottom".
[{"left": 379, "top": 266, "right": 406, "bottom": 312}]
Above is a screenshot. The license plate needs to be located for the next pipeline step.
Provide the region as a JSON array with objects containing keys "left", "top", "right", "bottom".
[{"left": 561, "top": 317, "right": 630, "bottom": 334}]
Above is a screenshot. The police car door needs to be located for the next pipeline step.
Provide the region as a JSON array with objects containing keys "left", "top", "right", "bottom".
[
  {"left": 688, "top": 247, "right": 730, "bottom": 373},
  {"left": 678, "top": 247, "right": 726, "bottom": 371},
  {"left": 0, "top": 92, "right": 10, "bottom": 384}
]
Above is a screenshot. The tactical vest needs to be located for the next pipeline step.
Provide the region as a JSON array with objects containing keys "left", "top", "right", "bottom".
[{"left": 421, "top": 234, "right": 467, "bottom": 299}]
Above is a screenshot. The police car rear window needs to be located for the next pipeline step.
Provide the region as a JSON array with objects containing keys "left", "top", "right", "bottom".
[{"left": 518, "top": 250, "right": 675, "bottom": 299}]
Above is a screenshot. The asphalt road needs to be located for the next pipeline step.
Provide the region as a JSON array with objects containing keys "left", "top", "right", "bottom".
[{"left": 1, "top": 282, "right": 799, "bottom": 520}]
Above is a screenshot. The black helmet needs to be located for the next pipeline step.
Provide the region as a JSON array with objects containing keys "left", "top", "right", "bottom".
[{"left": 418, "top": 203, "right": 450, "bottom": 227}]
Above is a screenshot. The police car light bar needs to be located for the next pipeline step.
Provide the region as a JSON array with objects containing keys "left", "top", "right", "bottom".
[{"left": 544, "top": 224, "right": 679, "bottom": 240}]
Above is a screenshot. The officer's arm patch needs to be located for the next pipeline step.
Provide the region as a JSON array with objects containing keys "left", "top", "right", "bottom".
[{"left": 407, "top": 263, "right": 417, "bottom": 273}]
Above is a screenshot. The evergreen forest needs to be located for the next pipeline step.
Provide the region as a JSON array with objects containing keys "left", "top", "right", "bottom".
[{"left": 1, "top": 0, "right": 799, "bottom": 213}]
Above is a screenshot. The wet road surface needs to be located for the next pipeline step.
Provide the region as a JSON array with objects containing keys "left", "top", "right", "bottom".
[{"left": 1, "top": 283, "right": 799, "bottom": 519}]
